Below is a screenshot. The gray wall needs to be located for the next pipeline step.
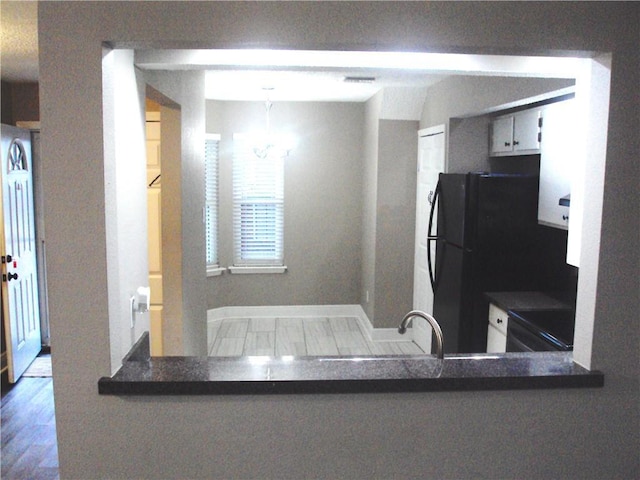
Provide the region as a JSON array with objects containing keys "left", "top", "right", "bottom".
[
  {"left": 101, "top": 48, "right": 150, "bottom": 371},
  {"left": 144, "top": 70, "right": 208, "bottom": 356},
  {"left": 373, "top": 119, "right": 418, "bottom": 327},
  {"left": 38, "top": 2, "right": 638, "bottom": 479},
  {"left": 206, "top": 100, "right": 364, "bottom": 307},
  {"left": 360, "top": 96, "right": 419, "bottom": 328},
  {"left": 447, "top": 115, "right": 493, "bottom": 173},
  {"left": 360, "top": 92, "right": 382, "bottom": 322},
  {"left": 421, "top": 76, "right": 575, "bottom": 128}
]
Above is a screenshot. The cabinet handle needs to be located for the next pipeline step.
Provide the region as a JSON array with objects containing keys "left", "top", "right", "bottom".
[
  {"left": 513, "top": 140, "right": 519, "bottom": 146},
  {"left": 497, "top": 318, "right": 503, "bottom": 324},
  {"left": 504, "top": 142, "right": 510, "bottom": 147},
  {"left": 563, "top": 215, "right": 569, "bottom": 221}
]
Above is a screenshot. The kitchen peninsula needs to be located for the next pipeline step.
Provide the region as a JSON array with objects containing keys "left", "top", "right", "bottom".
[{"left": 98, "top": 333, "right": 602, "bottom": 395}]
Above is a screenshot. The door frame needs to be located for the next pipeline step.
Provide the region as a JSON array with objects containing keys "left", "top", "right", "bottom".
[{"left": 412, "top": 124, "right": 446, "bottom": 353}]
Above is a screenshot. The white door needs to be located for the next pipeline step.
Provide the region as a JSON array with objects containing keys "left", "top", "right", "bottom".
[
  {"left": 146, "top": 111, "right": 164, "bottom": 356},
  {"left": 413, "top": 126, "right": 445, "bottom": 352},
  {"left": 1, "top": 125, "right": 41, "bottom": 383}
]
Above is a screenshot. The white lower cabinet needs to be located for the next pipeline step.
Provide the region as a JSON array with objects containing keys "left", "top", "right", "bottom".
[{"left": 486, "top": 303, "right": 509, "bottom": 353}]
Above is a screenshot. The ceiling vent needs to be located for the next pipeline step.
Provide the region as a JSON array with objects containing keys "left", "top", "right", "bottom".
[{"left": 343, "top": 76, "right": 377, "bottom": 84}]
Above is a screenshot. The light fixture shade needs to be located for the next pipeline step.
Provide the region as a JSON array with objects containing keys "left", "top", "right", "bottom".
[
  {"left": 253, "top": 96, "right": 293, "bottom": 159},
  {"left": 253, "top": 134, "right": 293, "bottom": 159}
]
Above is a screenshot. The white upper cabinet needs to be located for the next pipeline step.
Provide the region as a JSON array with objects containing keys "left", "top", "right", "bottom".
[
  {"left": 490, "top": 116, "right": 515, "bottom": 154},
  {"left": 513, "top": 109, "right": 543, "bottom": 151},
  {"left": 490, "top": 108, "right": 542, "bottom": 156},
  {"left": 538, "top": 99, "right": 575, "bottom": 231}
]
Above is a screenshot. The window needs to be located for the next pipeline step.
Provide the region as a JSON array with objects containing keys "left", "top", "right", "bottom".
[
  {"left": 231, "top": 134, "right": 285, "bottom": 272},
  {"left": 205, "top": 134, "right": 221, "bottom": 275}
]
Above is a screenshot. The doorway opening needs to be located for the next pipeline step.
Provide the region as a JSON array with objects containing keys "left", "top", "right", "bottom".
[{"left": 105, "top": 47, "right": 610, "bottom": 372}]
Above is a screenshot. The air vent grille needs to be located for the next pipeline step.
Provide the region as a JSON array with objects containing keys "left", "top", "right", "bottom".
[{"left": 343, "top": 76, "right": 376, "bottom": 84}]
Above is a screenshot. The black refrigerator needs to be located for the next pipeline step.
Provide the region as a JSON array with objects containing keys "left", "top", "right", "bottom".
[{"left": 427, "top": 172, "right": 543, "bottom": 353}]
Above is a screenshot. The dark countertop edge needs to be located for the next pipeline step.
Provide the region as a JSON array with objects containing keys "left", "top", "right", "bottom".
[
  {"left": 98, "top": 373, "right": 604, "bottom": 396},
  {"left": 98, "top": 333, "right": 604, "bottom": 396},
  {"left": 483, "top": 291, "right": 574, "bottom": 313}
]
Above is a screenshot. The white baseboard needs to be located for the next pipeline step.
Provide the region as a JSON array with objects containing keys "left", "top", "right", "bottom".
[
  {"left": 207, "top": 305, "right": 416, "bottom": 343},
  {"left": 207, "top": 304, "right": 366, "bottom": 321}
]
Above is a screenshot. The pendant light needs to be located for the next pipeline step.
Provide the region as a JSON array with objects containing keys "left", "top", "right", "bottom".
[{"left": 253, "top": 88, "right": 291, "bottom": 159}]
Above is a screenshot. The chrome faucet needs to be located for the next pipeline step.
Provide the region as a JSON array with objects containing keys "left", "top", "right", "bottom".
[{"left": 398, "top": 310, "right": 445, "bottom": 360}]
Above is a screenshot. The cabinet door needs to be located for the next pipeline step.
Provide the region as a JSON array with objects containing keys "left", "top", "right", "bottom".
[
  {"left": 513, "top": 109, "right": 541, "bottom": 152},
  {"left": 538, "top": 100, "right": 574, "bottom": 230},
  {"left": 490, "top": 116, "right": 514, "bottom": 154},
  {"left": 486, "top": 304, "right": 508, "bottom": 353},
  {"left": 487, "top": 324, "right": 507, "bottom": 353}
]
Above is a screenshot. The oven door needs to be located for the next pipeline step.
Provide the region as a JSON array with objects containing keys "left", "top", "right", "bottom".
[{"left": 506, "top": 318, "right": 566, "bottom": 352}]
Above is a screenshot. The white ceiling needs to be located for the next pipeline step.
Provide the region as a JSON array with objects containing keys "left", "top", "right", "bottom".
[
  {"left": 0, "top": 1, "right": 39, "bottom": 82},
  {"left": 136, "top": 48, "right": 465, "bottom": 104},
  {"left": 137, "top": 49, "right": 578, "bottom": 105},
  {"left": 203, "top": 69, "right": 444, "bottom": 103}
]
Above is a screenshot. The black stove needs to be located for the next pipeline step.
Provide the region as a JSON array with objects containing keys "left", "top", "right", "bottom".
[{"left": 507, "top": 309, "right": 575, "bottom": 352}]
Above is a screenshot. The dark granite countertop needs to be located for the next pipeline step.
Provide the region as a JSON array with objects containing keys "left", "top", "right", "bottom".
[
  {"left": 484, "top": 291, "right": 573, "bottom": 313},
  {"left": 98, "top": 333, "right": 603, "bottom": 395}
]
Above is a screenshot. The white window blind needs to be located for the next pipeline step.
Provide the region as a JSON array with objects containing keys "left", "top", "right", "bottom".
[
  {"left": 232, "top": 134, "right": 284, "bottom": 266},
  {"left": 205, "top": 134, "right": 220, "bottom": 268}
]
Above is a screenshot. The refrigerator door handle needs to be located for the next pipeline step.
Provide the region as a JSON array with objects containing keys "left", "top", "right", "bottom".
[
  {"left": 427, "top": 237, "right": 437, "bottom": 292},
  {"left": 427, "top": 180, "right": 441, "bottom": 292}
]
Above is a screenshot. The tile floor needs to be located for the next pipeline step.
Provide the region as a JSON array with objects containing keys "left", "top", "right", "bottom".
[{"left": 208, "top": 316, "right": 425, "bottom": 356}]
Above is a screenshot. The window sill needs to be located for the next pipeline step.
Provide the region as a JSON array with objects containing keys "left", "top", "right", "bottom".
[
  {"left": 98, "top": 333, "right": 604, "bottom": 395},
  {"left": 206, "top": 266, "right": 226, "bottom": 277},
  {"left": 228, "top": 265, "right": 287, "bottom": 274}
]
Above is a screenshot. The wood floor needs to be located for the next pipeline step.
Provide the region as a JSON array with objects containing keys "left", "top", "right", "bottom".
[
  {"left": 1, "top": 375, "right": 59, "bottom": 480},
  {"left": 208, "top": 316, "right": 425, "bottom": 357}
]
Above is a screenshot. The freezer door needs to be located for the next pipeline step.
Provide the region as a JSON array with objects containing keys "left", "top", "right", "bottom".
[
  {"left": 473, "top": 174, "right": 539, "bottom": 249},
  {"left": 470, "top": 174, "right": 541, "bottom": 289}
]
